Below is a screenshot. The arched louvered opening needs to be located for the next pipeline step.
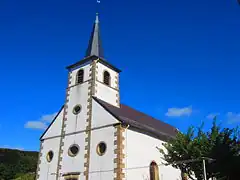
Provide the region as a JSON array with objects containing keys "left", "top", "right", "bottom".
[
  {"left": 150, "top": 161, "right": 160, "bottom": 180},
  {"left": 76, "top": 69, "right": 84, "bottom": 84},
  {"left": 103, "top": 71, "right": 110, "bottom": 86}
]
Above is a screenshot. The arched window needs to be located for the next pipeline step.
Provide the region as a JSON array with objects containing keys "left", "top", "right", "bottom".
[
  {"left": 76, "top": 69, "right": 84, "bottom": 84},
  {"left": 150, "top": 161, "right": 160, "bottom": 180},
  {"left": 103, "top": 71, "right": 110, "bottom": 86}
]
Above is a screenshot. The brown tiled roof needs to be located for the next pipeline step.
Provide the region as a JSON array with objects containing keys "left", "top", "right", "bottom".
[{"left": 93, "top": 97, "right": 178, "bottom": 141}]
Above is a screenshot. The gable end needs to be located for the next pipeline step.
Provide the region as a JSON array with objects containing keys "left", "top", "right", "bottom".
[{"left": 40, "top": 105, "right": 64, "bottom": 140}]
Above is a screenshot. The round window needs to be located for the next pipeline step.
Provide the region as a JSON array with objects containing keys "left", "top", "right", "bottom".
[
  {"left": 46, "top": 151, "right": 54, "bottom": 162},
  {"left": 68, "top": 144, "right": 79, "bottom": 157},
  {"left": 97, "top": 142, "right": 107, "bottom": 156},
  {"left": 73, "top": 105, "right": 81, "bottom": 115}
]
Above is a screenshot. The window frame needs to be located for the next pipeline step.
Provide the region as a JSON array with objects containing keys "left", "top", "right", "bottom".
[
  {"left": 68, "top": 144, "right": 80, "bottom": 157},
  {"left": 103, "top": 70, "right": 111, "bottom": 86},
  {"left": 46, "top": 150, "right": 54, "bottom": 162},
  {"left": 149, "top": 161, "right": 160, "bottom": 180},
  {"left": 72, "top": 105, "right": 82, "bottom": 115},
  {"left": 76, "top": 69, "right": 84, "bottom": 84},
  {"left": 96, "top": 142, "right": 107, "bottom": 156}
]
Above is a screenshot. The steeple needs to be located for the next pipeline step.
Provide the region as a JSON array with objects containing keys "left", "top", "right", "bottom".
[{"left": 85, "top": 13, "right": 104, "bottom": 58}]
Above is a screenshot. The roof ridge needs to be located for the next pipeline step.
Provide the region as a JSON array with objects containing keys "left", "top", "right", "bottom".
[
  {"left": 120, "top": 103, "right": 176, "bottom": 129},
  {"left": 93, "top": 97, "right": 178, "bottom": 141}
]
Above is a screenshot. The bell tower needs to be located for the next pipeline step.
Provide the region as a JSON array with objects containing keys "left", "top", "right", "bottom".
[
  {"left": 36, "top": 13, "right": 122, "bottom": 180},
  {"left": 53, "top": 14, "right": 121, "bottom": 180},
  {"left": 67, "top": 13, "right": 121, "bottom": 107}
]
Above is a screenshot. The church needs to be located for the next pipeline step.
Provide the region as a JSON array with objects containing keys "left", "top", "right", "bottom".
[{"left": 36, "top": 13, "right": 181, "bottom": 180}]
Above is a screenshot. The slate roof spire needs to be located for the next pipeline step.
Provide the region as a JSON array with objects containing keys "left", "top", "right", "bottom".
[{"left": 85, "top": 13, "right": 104, "bottom": 58}]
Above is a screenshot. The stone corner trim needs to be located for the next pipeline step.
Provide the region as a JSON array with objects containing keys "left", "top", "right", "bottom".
[
  {"left": 35, "top": 141, "right": 44, "bottom": 180},
  {"left": 84, "top": 60, "right": 97, "bottom": 180},
  {"left": 114, "top": 124, "right": 126, "bottom": 180},
  {"left": 56, "top": 71, "right": 73, "bottom": 180}
]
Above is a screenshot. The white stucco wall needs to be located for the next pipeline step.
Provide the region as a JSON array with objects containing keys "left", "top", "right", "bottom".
[
  {"left": 125, "top": 129, "right": 181, "bottom": 180},
  {"left": 95, "top": 62, "right": 119, "bottom": 107},
  {"left": 59, "top": 133, "right": 85, "bottom": 180},
  {"left": 38, "top": 138, "right": 61, "bottom": 180},
  {"left": 91, "top": 98, "right": 118, "bottom": 128},
  {"left": 95, "top": 81, "right": 119, "bottom": 107},
  {"left": 39, "top": 62, "right": 93, "bottom": 180},
  {"left": 97, "top": 62, "right": 118, "bottom": 89},
  {"left": 65, "top": 62, "right": 92, "bottom": 134},
  {"left": 65, "top": 82, "right": 89, "bottom": 134},
  {"left": 42, "top": 108, "right": 63, "bottom": 140},
  {"left": 89, "top": 126, "right": 116, "bottom": 179}
]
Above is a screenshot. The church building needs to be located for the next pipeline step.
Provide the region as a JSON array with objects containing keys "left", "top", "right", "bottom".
[{"left": 36, "top": 14, "right": 181, "bottom": 180}]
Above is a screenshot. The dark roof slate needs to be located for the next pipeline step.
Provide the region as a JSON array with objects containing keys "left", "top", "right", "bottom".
[
  {"left": 66, "top": 55, "right": 121, "bottom": 73},
  {"left": 93, "top": 97, "right": 178, "bottom": 141}
]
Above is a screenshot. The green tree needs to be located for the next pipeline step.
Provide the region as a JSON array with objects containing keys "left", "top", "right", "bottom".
[
  {"left": 14, "top": 173, "right": 35, "bottom": 180},
  {"left": 0, "top": 148, "right": 38, "bottom": 180},
  {"left": 159, "top": 120, "right": 240, "bottom": 180}
]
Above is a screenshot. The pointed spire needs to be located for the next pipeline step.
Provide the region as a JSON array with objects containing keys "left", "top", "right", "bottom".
[{"left": 85, "top": 13, "right": 104, "bottom": 58}]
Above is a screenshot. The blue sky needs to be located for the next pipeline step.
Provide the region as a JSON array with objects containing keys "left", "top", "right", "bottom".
[{"left": 0, "top": 0, "right": 240, "bottom": 151}]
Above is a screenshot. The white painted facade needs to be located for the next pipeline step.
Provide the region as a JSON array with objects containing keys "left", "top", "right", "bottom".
[
  {"left": 60, "top": 133, "right": 85, "bottom": 180},
  {"left": 36, "top": 15, "right": 182, "bottom": 180},
  {"left": 42, "top": 108, "right": 64, "bottom": 139},
  {"left": 124, "top": 129, "right": 181, "bottom": 180},
  {"left": 38, "top": 137, "right": 61, "bottom": 180},
  {"left": 88, "top": 126, "right": 116, "bottom": 180},
  {"left": 37, "top": 59, "right": 122, "bottom": 180},
  {"left": 95, "top": 62, "right": 119, "bottom": 107},
  {"left": 91, "top": 97, "right": 118, "bottom": 128}
]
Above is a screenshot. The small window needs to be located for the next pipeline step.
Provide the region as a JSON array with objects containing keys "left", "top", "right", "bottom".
[
  {"left": 73, "top": 105, "right": 81, "bottom": 115},
  {"left": 46, "top": 151, "right": 54, "bottom": 162},
  {"left": 76, "top": 69, "right": 84, "bottom": 84},
  {"left": 96, "top": 142, "right": 107, "bottom": 156},
  {"left": 103, "top": 71, "right": 110, "bottom": 86},
  {"left": 68, "top": 144, "right": 79, "bottom": 157}
]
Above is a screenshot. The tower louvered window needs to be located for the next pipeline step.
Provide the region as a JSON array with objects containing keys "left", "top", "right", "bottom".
[
  {"left": 76, "top": 69, "right": 84, "bottom": 84},
  {"left": 103, "top": 71, "right": 110, "bottom": 86}
]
